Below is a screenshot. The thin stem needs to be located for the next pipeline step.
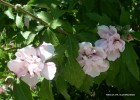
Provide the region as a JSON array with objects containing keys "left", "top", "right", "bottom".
[
  {"left": 0, "top": 0, "right": 49, "bottom": 27},
  {"left": 0, "top": 0, "right": 68, "bottom": 34}
]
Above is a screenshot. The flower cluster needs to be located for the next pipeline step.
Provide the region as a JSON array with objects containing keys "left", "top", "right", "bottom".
[
  {"left": 77, "top": 25, "right": 125, "bottom": 77},
  {"left": 7, "top": 42, "right": 56, "bottom": 88}
]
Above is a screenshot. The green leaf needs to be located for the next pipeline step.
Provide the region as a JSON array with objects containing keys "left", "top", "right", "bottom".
[
  {"left": 37, "top": 11, "right": 53, "bottom": 25},
  {"left": 131, "top": 32, "right": 140, "bottom": 41},
  {"left": 121, "top": 43, "right": 139, "bottom": 80},
  {"left": 93, "top": 71, "right": 107, "bottom": 85},
  {"left": 27, "top": 33, "right": 36, "bottom": 44},
  {"left": 63, "top": 35, "right": 85, "bottom": 88},
  {"left": 28, "top": 0, "right": 60, "bottom": 9},
  {"left": 42, "top": 29, "right": 59, "bottom": 46},
  {"left": 50, "top": 19, "right": 62, "bottom": 29},
  {"left": 79, "top": 76, "right": 93, "bottom": 93},
  {"left": 106, "top": 59, "right": 121, "bottom": 85},
  {"left": 63, "top": 58, "right": 85, "bottom": 88},
  {"left": 51, "top": 9, "right": 65, "bottom": 19},
  {"left": 23, "top": 5, "right": 33, "bottom": 13},
  {"left": 13, "top": 81, "right": 33, "bottom": 100},
  {"left": 86, "top": 12, "right": 101, "bottom": 22},
  {"left": 16, "top": 14, "right": 24, "bottom": 29},
  {"left": 65, "top": 35, "right": 78, "bottom": 58},
  {"left": 61, "top": 21, "right": 73, "bottom": 33},
  {"left": 0, "top": 49, "right": 7, "bottom": 59},
  {"left": 55, "top": 75, "right": 70, "bottom": 100},
  {"left": 47, "top": 29, "right": 60, "bottom": 46},
  {"left": 39, "top": 79, "right": 54, "bottom": 100},
  {"left": 78, "top": 31, "right": 98, "bottom": 43},
  {"left": 120, "top": 7, "right": 130, "bottom": 25},
  {"left": 114, "top": 62, "right": 139, "bottom": 90},
  {"left": 21, "top": 31, "right": 31, "bottom": 39},
  {"left": 4, "top": 8, "right": 14, "bottom": 19},
  {"left": 99, "top": 14, "right": 111, "bottom": 25},
  {"left": 0, "top": 12, "right": 6, "bottom": 31}
]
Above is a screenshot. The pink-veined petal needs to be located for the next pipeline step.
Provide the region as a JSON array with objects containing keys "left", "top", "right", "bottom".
[
  {"left": 21, "top": 73, "right": 39, "bottom": 88},
  {"left": 85, "top": 65, "right": 100, "bottom": 78},
  {"left": 79, "top": 42, "right": 93, "bottom": 55},
  {"left": 95, "top": 39, "right": 107, "bottom": 49},
  {"left": 97, "top": 59, "right": 109, "bottom": 72},
  {"left": 93, "top": 47, "right": 107, "bottom": 59},
  {"left": 41, "top": 62, "right": 56, "bottom": 80},
  {"left": 107, "top": 50, "right": 120, "bottom": 61},
  {"left": 109, "top": 26, "right": 117, "bottom": 34},
  {"left": 37, "top": 42, "right": 55, "bottom": 62},
  {"left": 118, "top": 40, "right": 125, "bottom": 52},
  {"left": 7, "top": 60, "right": 27, "bottom": 77},
  {"left": 15, "top": 45, "right": 37, "bottom": 59},
  {"left": 98, "top": 25, "right": 111, "bottom": 39},
  {"left": 83, "top": 60, "right": 100, "bottom": 77}
]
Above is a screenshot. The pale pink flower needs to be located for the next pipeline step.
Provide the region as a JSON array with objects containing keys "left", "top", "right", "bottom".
[
  {"left": 95, "top": 25, "right": 125, "bottom": 61},
  {"left": 77, "top": 42, "right": 109, "bottom": 77},
  {"left": 7, "top": 42, "right": 56, "bottom": 87}
]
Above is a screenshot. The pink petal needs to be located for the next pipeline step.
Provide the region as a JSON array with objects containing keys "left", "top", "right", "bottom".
[
  {"left": 97, "top": 25, "right": 118, "bottom": 39},
  {"left": 107, "top": 50, "right": 120, "bottom": 61},
  {"left": 7, "top": 60, "right": 27, "bottom": 77},
  {"left": 0, "top": 87, "right": 3, "bottom": 94},
  {"left": 27, "top": 62, "right": 44, "bottom": 77},
  {"left": 79, "top": 42, "right": 93, "bottom": 55},
  {"left": 37, "top": 42, "right": 55, "bottom": 62},
  {"left": 93, "top": 47, "right": 107, "bottom": 59},
  {"left": 85, "top": 65, "right": 100, "bottom": 78},
  {"left": 98, "top": 25, "right": 110, "bottom": 39},
  {"left": 97, "top": 59, "right": 109, "bottom": 72},
  {"left": 21, "top": 73, "right": 39, "bottom": 88},
  {"left": 109, "top": 26, "right": 117, "bottom": 34},
  {"left": 78, "top": 59, "right": 85, "bottom": 67},
  {"left": 83, "top": 60, "right": 100, "bottom": 77},
  {"left": 118, "top": 40, "right": 125, "bottom": 52},
  {"left": 95, "top": 39, "right": 107, "bottom": 49},
  {"left": 16, "top": 45, "right": 37, "bottom": 59},
  {"left": 79, "top": 42, "right": 92, "bottom": 49},
  {"left": 41, "top": 62, "right": 56, "bottom": 80}
]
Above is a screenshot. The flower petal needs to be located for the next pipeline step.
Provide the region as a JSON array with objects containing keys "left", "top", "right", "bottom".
[
  {"left": 7, "top": 60, "right": 27, "bottom": 77},
  {"left": 37, "top": 42, "right": 55, "bottom": 62},
  {"left": 95, "top": 39, "right": 107, "bottom": 49},
  {"left": 83, "top": 60, "right": 100, "bottom": 77},
  {"left": 107, "top": 50, "right": 120, "bottom": 61},
  {"left": 93, "top": 47, "right": 107, "bottom": 59},
  {"left": 21, "top": 73, "right": 39, "bottom": 88},
  {"left": 84, "top": 65, "right": 100, "bottom": 78},
  {"left": 97, "top": 59, "right": 109, "bottom": 72},
  {"left": 41, "top": 62, "right": 56, "bottom": 80},
  {"left": 16, "top": 45, "right": 37, "bottom": 59},
  {"left": 109, "top": 26, "right": 117, "bottom": 34},
  {"left": 98, "top": 25, "right": 117, "bottom": 39},
  {"left": 79, "top": 42, "right": 93, "bottom": 55},
  {"left": 98, "top": 25, "right": 110, "bottom": 39}
]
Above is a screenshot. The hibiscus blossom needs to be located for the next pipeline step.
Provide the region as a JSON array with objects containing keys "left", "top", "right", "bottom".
[
  {"left": 7, "top": 42, "right": 56, "bottom": 88},
  {"left": 77, "top": 42, "right": 109, "bottom": 77},
  {"left": 95, "top": 25, "right": 125, "bottom": 61}
]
